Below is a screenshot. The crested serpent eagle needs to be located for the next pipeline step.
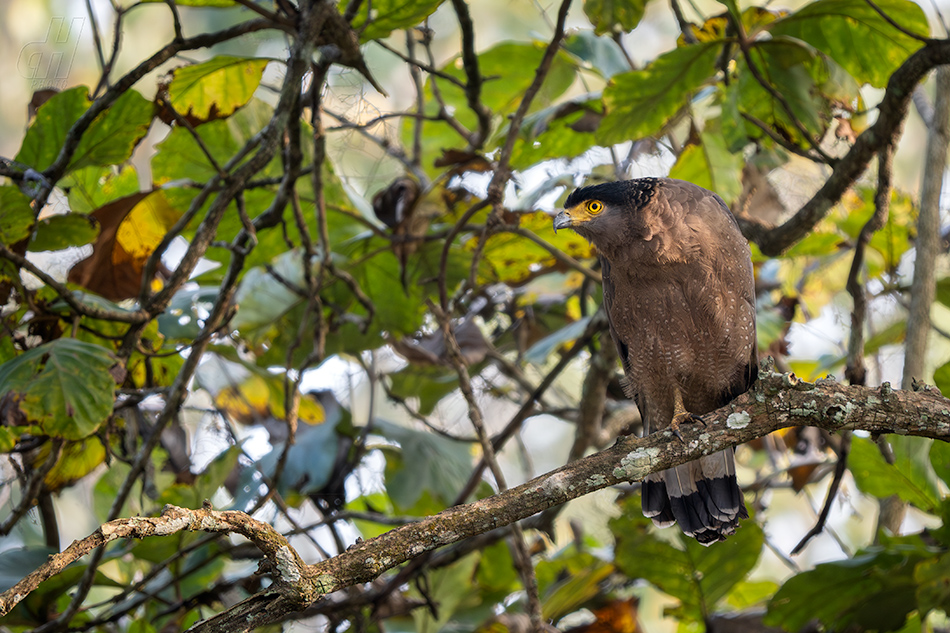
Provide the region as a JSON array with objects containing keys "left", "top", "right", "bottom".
[{"left": 554, "top": 178, "right": 756, "bottom": 544}]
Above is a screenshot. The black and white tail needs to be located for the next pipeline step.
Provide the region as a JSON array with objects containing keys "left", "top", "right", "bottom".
[{"left": 641, "top": 449, "right": 747, "bottom": 545}]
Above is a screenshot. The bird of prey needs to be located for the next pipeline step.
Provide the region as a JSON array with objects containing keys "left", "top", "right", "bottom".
[{"left": 553, "top": 178, "right": 756, "bottom": 544}]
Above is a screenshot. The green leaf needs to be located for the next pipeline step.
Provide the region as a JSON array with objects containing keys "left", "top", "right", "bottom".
[
  {"left": 540, "top": 555, "right": 614, "bottom": 620},
  {"left": 28, "top": 214, "right": 99, "bottom": 251},
  {"left": 509, "top": 106, "right": 601, "bottom": 171},
  {"left": 61, "top": 164, "right": 140, "bottom": 214},
  {"left": 916, "top": 551, "right": 950, "bottom": 616},
  {"left": 151, "top": 120, "right": 239, "bottom": 185},
  {"left": 769, "top": 0, "right": 929, "bottom": 88},
  {"left": 178, "top": 544, "right": 227, "bottom": 598},
  {"left": 930, "top": 439, "right": 950, "bottom": 486},
  {"left": 409, "top": 554, "right": 479, "bottom": 633},
  {"left": 611, "top": 500, "right": 764, "bottom": 621},
  {"left": 598, "top": 43, "right": 720, "bottom": 144},
  {"left": 668, "top": 125, "right": 743, "bottom": 205},
  {"left": 781, "top": 232, "right": 843, "bottom": 258},
  {"left": 231, "top": 249, "right": 312, "bottom": 334},
  {"left": 935, "top": 277, "right": 950, "bottom": 310},
  {"left": 0, "top": 186, "right": 35, "bottom": 244},
  {"left": 168, "top": 56, "right": 270, "bottom": 120},
  {"left": 0, "top": 426, "right": 41, "bottom": 452},
  {"left": 450, "top": 42, "right": 577, "bottom": 116},
  {"left": 766, "top": 547, "right": 929, "bottom": 631},
  {"left": 157, "top": 286, "right": 221, "bottom": 341},
  {"left": 932, "top": 499, "right": 950, "bottom": 547},
  {"left": 729, "top": 38, "right": 828, "bottom": 144},
  {"left": 717, "top": 0, "right": 741, "bottom": 20},
  {"left": 15, "top": 87, "right": 89, "bottom": 172},
  {"left": 726, "top": 580, "right": 779, "bottom": 609},
  {"left": 377, "top": 419, "right": 473, "bottom": 512},
  {"left": 196, "top": 446, "right": 241, "bottom": 502},
  {"left": 388, "top": 366, "right": 459, "bottom": 415},
  {"left": 849, "top": 436, "right": 942, "bottom": 512},
  {"left": 16, "top": 87, "right": 153, "bottom": 174},
  {"left": 476, "top": 540, "right": 519, "bottom": 593},
  {"left": 0, "top": 338, "right": 116, "bottom": 440},
  {"left": 584, "top": 0, "right": 649, "bottom": 35},
  {"left": 0, "top": 547, "right": 57, "bottom": 592},
  {"left": 345, "top": 250, "right": 428, "bottom": 336},
  {"left": 349, "top": 0, "right": 446, "bottom": 41}
]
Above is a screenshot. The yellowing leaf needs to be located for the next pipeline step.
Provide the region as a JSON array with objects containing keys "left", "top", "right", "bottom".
[
  {"left": 215, "top": 374, "right": 271, "bottom": 423},
  {"left": 39, "top": 438, "right": 107, "bottom": 491},
  {"left": 476, "top": 212, "right": 595, "bottom": 285},
  {"left": 168, "top": 56, "right": 270, "bottom": 122},
  {"left": 0, "top": 186, "right": 35, "bottom": 244},
  {"left": 115, "top": 193, "right": 180, "bottom": 262},
  {"left": 68, "top": 190, "right": 182, "bottom": 300}
]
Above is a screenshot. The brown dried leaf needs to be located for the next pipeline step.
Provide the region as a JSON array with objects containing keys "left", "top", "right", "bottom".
[
  {"left": 67, "top": 191, "right": 180, "bottom": 300},
  {"left": 434, "top": 149, "right": 493, "bottom": 174},
  {"left": 29, "top": 88, "right": 60, "bottom": 122},
  {"left": 566, "top": 598, "right": 641, "bottom": 633}
]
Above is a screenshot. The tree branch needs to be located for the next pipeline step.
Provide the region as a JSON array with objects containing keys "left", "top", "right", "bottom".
[{"left": 5, "top": 368, "right": 950, "bottom": 630}]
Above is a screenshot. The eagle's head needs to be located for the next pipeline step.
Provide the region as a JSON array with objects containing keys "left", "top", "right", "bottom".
[{"left": 553, "top": 179, "right": 659, "bottom": 244}]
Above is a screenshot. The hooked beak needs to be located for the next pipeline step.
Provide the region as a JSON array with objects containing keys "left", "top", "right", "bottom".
[{"left": 553, "top": 211, "right": 573, "bottom": 233}]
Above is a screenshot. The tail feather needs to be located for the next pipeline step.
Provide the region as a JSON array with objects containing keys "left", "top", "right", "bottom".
[
  {"left": 641, "top": 449, "right": 746, "bottom": 545},
  {"left": 641, "top": 473, "right": 675, "bottom": 527}
]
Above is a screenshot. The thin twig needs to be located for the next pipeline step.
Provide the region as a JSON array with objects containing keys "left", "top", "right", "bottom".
[
  {"left": 0, "top": 244, "right": 148, "bottom": 324},
  {"left": 450, "top": 0, "right": 492, "bottom": 148},
  {"left": 790, "top": 431, "right": 852, "bottom": 555},
  {"left": 845, "top": 144, "right": 895, "bottom": 386},
  {"left": 734, "top": 24, "right": 836, "bottom": 164},
  {"left": 740, "top": 112, "right": 831, "bottom": 164},
  {"left": 864, "top": 0, "right": 932, "bottom": 43},
  {"left": 0, "top": 440, "right": 64, "bottom": 537},
  {"left": 374, "top": 38, "right": 468, "bottom": 88}
]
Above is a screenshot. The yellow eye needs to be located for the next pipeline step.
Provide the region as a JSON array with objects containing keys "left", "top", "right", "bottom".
[{"left": 586, "top": 200, "right": 603, "bottom": 214}]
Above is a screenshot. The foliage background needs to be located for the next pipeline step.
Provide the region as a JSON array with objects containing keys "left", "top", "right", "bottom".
[{"left": 1, "top": 0, "right": 950, "bottom": 631}]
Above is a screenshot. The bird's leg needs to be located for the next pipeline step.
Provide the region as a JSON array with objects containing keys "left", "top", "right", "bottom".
[{"left": 669, "top": 388, "right": 706, "bottom": 443}]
